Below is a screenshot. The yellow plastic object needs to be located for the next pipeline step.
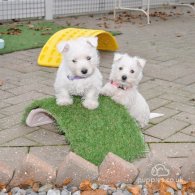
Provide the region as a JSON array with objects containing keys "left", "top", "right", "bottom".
[{"left": 38, "top": 28, "right": 119, "bottom": 67}]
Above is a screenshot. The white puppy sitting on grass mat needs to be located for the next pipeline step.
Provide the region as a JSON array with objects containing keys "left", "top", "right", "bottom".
[
  {"left": 101, "top": 53, "right": 163, "bottom": 128},
  {"left": 54, "top": 37, "right": 102, "bottom": 110}
]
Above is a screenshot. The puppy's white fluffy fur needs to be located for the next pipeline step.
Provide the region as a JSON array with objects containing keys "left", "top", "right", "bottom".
[
  {"left": 54, "top": 37, "right": 102, "bottom": 110},
  {"left": 101, "top": 53, "right": 156, "bottom": 127}
]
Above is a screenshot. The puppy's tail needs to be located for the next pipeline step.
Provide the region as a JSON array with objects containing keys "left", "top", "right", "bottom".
[{"left": 149, "top": 113, "right": 164, "bottom": 119}]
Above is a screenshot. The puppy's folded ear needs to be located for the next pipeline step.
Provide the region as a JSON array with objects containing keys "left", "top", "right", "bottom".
[
  {"left": 57, "top": 41, "right": 69, "bottom": 53},
  {"left": 114, "top": 53, "right": 123, "bottom": 62},
  {"left": 135, "top": 57, "right": 146, "bottom": 69},
  {"left": 86, "top": 37, "right": 98, "bottom": 48}
]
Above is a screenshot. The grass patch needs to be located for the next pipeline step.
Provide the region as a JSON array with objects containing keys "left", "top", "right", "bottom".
[
  {"left": 0, "top": 21, "right": 122, "bottom": 55},
  {"left": 23, "top": 96, "right": 147, "bottom": 165},
  {"left": 0, "top": 21, "right": 64, "bottom": 54}
]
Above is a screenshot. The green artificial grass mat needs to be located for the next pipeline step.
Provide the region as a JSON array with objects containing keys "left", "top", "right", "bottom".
[
  {"left": 23, "top": 96, "right": 147, "bottom": 165},
  {"left": 0, "top": 21, "right": 64, "bottom": 54},
  {"left": 0, "top": 21, "right": 122, "bottom": 55}
]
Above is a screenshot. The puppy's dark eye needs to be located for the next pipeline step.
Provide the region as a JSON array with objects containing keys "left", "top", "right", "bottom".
[
  {"left": 72, "top": 59, "right": 77, "bottom": 63},
  {"left": 87, "top": 56, "right": 91, "bottom": 60},
  {"left": 119, "top": 67, "right": 123, "bottom": 70},
  {"left": 130, "top": 70, "right": 135, "bottom": 73}
]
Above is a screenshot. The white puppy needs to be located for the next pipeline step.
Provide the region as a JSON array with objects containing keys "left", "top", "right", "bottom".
[
  {"left": 101, "top": 53, "right": 163, "bottom": 127},
  {"left": 54, "top": 37, "right": 102, "bottom": 110}
]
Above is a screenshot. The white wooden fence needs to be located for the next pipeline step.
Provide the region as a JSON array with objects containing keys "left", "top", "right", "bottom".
[{"left": 0, "top": 0, "right": 194, "bottom": 21}]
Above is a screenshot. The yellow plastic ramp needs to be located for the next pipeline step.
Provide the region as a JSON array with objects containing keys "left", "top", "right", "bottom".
[{"left": 38, "top": 28, "right": 119, "bottom": 67}]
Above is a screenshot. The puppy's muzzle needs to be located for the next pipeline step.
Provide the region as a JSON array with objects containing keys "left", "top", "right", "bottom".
[
  {"left": 81, "top": 68, "right": 88, "bottom": 75},
  {"left": 122, "top": 75, "right": 127, "bottom": 81}
]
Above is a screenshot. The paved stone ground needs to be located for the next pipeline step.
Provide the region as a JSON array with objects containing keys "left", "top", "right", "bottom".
[{"left": 0, "top": 7, "right": 195, "bottom": 176}]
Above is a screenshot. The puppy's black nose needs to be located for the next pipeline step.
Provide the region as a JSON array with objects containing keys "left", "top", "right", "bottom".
[
  {"left": 122, "top": 75, "right": 127, "bottom": 81},
  {"left": 81, "top": 68, "right": 88, "bottom": 74}
]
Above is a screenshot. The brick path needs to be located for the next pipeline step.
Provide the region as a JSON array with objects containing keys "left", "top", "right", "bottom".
[{"left": 0, "top": 7, "right": 195, "bottom": 176}]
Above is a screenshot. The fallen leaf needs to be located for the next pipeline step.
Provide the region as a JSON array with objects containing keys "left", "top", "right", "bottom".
[
  {"left": 176, "top": 33, "right": 183, "bottom": 37},
  {"left": 81, "top": 189, "right": 106, "bottom": 195},
  {"left": 63, "top": 178, "right": 72, "bottom": 186},
  {"left": 127, "top": 185, "right": 141, "bottom": 195},
  {"left": 80, "top": 180, "right": 92, "bottom": 191},
  {"left": 159, "top": 179, "right": 168, "bottom": 195},
  {"left": 163, "top": 180, "right": 178, "bottom": 190},
  {"left": 19, "top": 179, "right": 34, "bottom": 189},
  {"left": 28, "top": 24, "right": 35, "bottom": 29},
  {"left": 32, "top": 182, "right": 40, "bottom": 192},
  {"left": 146, "top": 182, "right": 160, "bottom": 194},
  {"left": 0, "top": 183, "right": 6, "bottom": 190},
  {"left": 183, "top": 181, "right": 195, "bottom": 193},
  {"left": 6, "top": 28, "right": 22, "bottom": 35}
]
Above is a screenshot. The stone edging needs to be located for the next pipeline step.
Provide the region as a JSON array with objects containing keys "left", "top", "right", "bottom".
[{"left": 0, "top": 151, "right": 188, "bottom": 188}]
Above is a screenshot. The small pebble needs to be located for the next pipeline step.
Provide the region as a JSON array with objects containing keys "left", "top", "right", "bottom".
[
  {"left": 38, "top": 192, "right": 47, "bottom": 195},
  {"left": 116, "top": 182, "right": 122, "bottom": 188},
  {"left": 120, "top": 183, "right": 127, "bottom": 190},
  {"left": 47, "top": 189, "right": 60, "bottom": 195},
  {"left": 38, "top": 184, "right": 53, "bottom": 193},
  {"left": 142, "top": 187, "right": 148, "bottom": 195},
  {"left": 99, "top": 185, "right": 110, "bottom": 191},
  {"left": 0, "top": 192, "right": 8, "bottom": 195},
  {"left": 72, "top": 191, "right": 80, "bottom": 195},
  {"left": 61, "top": 189, "right": 71, "bottom": 195},
  {"left": 1, "top": 189, "right": 7, "bottom": 193},
  {"left": 15, "top": 189, "right": 26, "bottom": 195},
  {"left": 167, "top": 187, "right": 174, "bottom": 195},
  {"left": 177, "top": 191, "right": 182, "bottom": 195},
  {"left": 107, "top": 189, "right": 113, "bottom": 195},
  {"left": 26, "top": 189, "right": 38, "bottom": 195},
  {"left": 176, "top": 182, "right": 182, "bottom": 190},
  {"left": 11, "top": 187, "right": 20, "bottom": 195},
  {"left": 91, "top": 183, "right": 98, "bottom": 190},
  {"left": 123, "top": 190, "right": 132, "bottom": 195},
  {"left": 112, "top": 189, "right": 123, "bottom": 195},
  {"left": 67, "top": 186, "right": 78, "bottom": 193}
]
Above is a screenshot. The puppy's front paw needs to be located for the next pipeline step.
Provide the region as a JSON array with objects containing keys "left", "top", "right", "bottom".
[
  {"left": 56, "top": 97, "right": 73, "bottom": 106},
  {"left": 83, "top": 99, "right": 99, "bottom": 110}
]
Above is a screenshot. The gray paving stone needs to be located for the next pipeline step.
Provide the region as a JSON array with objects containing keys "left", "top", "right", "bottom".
[
  {"left": 145, "top": 118, "right": 189, "bottom": 139},
  {"left": 147, "top": 98, "right": 171, "bottom": 111},
  {"left": 0, "top": 113, "right": 22, "bottom": 130},
  {"left": 0, "top": 147, "right": 28, "bottom": 169},
  {"left": 184, "top": 83, "right": 195, "bottom": 93},
  {"left": 25, "top": 129, "right": 67, "bottom": 145},
  {"left": 1, "top": 137, "right": 39, "bottom": 147},
  {"left": 160, "top": 93, "right": 191, "bottom": 103},
  {"left": 149, "top": 106, "right": 180, "bottom": 124},
  {"left": 4, "top": 91, "right": 46, "bottom": 104},
  {"left": 0, "top": 82, "right": 17, "bottom": 90},
  {"left": 181, "top": 151, "right": 195, "bottom": 181},
  {"left": 0, "top": 100, "right": 32, "bottom": 115},
  {"left": 175, "top": 73, "right": 195, "bottom": 85},
  {"left": 181, "top": 125, "right": 195, "bottom": 137},
  {"left": 0, "top": 90, "right": 14, "bottom": 100},
  {"left": 0, "top": 101, "right": 11, "bottom": 109},
  {"left": 165, "top": 101, "right": 195, "bottom": 114},
  {"left": 173, "top": 112, "right": 195, "bottom": 124},
  {"left": 141, "top": 87, "right": 164, "bottom": 100},
  {"left": 0, "top": 113, "right": 6, "bottom": 119},
  {"left": 0, "top": 125, "right": 38, "bottom": 145},
  {"left": 144, "top": 134, "right": 161, "bottom": 143},
  {"left": 149, "top": 143, "right": 195, "bottom": 158},
  {"left": 163, "top": 132, "right": 195, "bottom": 142},
  {"left": 29, "top": 146, "right": 70, "bottom": 169}
]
